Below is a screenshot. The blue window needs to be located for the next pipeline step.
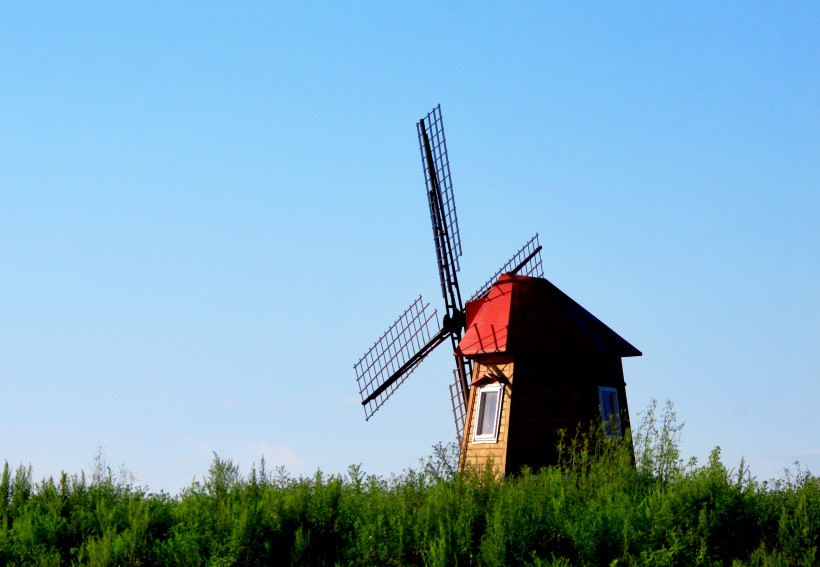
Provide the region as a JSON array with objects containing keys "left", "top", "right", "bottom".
[{"left": 598, "top": 386, "right": 622, "bottom": 438}]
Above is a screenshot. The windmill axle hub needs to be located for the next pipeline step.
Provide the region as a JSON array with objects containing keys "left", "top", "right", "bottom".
[{"left": 442, "top": 310, "right": 465, "bottom": 334}]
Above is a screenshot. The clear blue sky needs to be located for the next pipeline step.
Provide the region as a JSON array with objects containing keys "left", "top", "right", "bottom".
[{"left": 2, "top": 2, "right": 818, "bottom": 493}]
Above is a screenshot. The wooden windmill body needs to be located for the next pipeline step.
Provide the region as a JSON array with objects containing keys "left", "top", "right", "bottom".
[
  {"left": 354, "top": 106, "right": 640, "bottom": 474},
  {"left": 457, "top": 274, "right": 641, "bottom": 474}
]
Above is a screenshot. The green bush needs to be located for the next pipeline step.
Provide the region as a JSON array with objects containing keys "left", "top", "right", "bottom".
[{"left": 1, "top": 401, "right": 819, "bottom": 565}]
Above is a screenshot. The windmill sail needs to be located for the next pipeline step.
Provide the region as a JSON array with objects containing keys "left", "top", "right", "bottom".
[
  {"left": 418, "top": 105, "right": 462, "bottom": 302},
  {"left": 418, "top": 105, "right": 471, "bottom": 409},
  {"left": 449, "top": 369, "right": 466, "bottom": 439},
  {"left": 470, "top": 234, "right": 544, "bottom": 301},
  {"left": 354, "top": 296, "right": 445, "bottom": 419}
]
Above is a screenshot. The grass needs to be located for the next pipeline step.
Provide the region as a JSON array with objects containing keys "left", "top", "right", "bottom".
[{"left": 1, "top": 400, "right": 819, "bottom": 566}]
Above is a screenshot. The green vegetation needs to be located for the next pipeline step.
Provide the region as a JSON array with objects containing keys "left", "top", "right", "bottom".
[{"left": 2, "top": 401, "right": 819, "bottom": 566}]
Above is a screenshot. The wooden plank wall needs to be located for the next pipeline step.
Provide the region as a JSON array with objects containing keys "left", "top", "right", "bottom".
[
  {"left": 459, "top": 353, "right": 631, "bottom": 476},
  {"left": 506, "top": 353, "right": 628, "bottom": 473},
  {"left": 460, "top": 356, "right": 514, "bottom": 475}
]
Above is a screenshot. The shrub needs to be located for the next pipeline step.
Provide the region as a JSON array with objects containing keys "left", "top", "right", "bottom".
[{"left": 1, "top": 401, "right": 819, "bottom": 565}]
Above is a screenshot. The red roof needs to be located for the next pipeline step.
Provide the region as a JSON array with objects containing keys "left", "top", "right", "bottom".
[{"left": 458, "top": 274, "right": 641, "bottom": 357}]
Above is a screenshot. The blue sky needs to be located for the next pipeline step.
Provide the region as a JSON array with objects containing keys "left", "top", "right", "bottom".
[{"left": 2, "top": 2, "right": 818, "bottom": 493}]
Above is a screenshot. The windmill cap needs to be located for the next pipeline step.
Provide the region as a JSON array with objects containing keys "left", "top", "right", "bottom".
[{"left": 458, "top": 274, "right": 642, "bottom": 358}]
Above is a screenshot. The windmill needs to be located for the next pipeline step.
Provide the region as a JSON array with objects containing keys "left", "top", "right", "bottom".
[{"left": 353, "top": 105, "right": 544, "bottom": 438}]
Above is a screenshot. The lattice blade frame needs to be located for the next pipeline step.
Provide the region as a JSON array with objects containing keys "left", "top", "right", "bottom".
[
  {"left": 418, "top": 105, "right": 462, "bottom": 296},
  {"left": 449, "top": 366, "right": 468, "bottom": 440},
  {"left": 470, "top": 234, "right": 544, "bottom": 301},
  {"left": 354, "top": 296, "right": 440, "bottom": 420}
]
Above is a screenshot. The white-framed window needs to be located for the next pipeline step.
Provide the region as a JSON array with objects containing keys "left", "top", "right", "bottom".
[
  {"left": 598, "top": 386, "right": 622, "bottom": 438},
  {"left": 473, "top": 383, "right": 504, "bottom": 444}
]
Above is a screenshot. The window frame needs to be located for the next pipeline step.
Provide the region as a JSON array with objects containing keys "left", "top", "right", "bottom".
[
  {"left": 598, "top": 386, "right": 622, "bottom": 438},
  {"left": 472, "top": 383, "right": 504, "bottom": 444}
]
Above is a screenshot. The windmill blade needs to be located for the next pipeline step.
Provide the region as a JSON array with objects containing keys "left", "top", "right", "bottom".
[
  {"left": 418, "top": 105, "right": 462, "bottom": 304},
  {"left": 470, "top": 234, "right": 544, "bottom": 301},
  {"left": 449, "top": 365, "right": 468, "bottom": 440},
  {"left": 354, "top": 296, "right": 449, "bottom": 420}
]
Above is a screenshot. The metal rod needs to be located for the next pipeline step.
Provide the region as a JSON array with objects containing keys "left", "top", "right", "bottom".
[{"left": 509, "top": 245, "right": 543, "bottom": 276}]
